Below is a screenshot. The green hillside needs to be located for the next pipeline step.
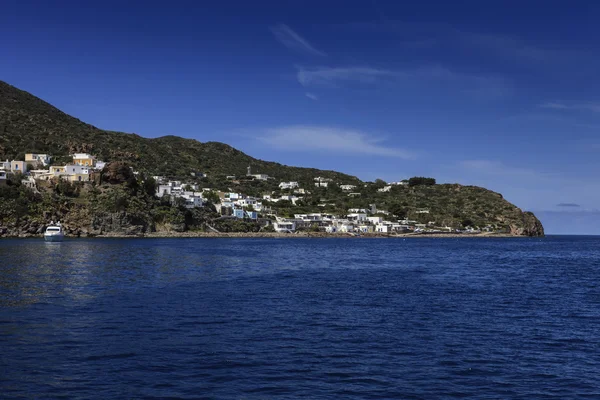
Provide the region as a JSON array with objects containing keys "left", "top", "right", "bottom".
[
  {"left": 0, "top": 80, "right": 359, "bottom": 183},
  {"left": 0, "top": 80, "right": 544, "bottom": 236}
]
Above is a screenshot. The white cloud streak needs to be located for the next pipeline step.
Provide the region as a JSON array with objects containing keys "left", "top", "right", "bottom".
[
  {"left": 270, "top": 24, "right": 327, "bottom": 57},
  {"left": 540, "top": 102, "right": 600, "bottom": 113},
  {"left": 342, "top": 21, "right": 590, "bottom": 67},
  {"left": 295, "top": 65, "right": 511, "bottom": 97},
  {"left": 259, "top": 126, "right": 416, "bottom": 158},
  {"left": 305, "top": 92, "right": 318, "bottom": 101},
  {"left": 296, "top": 66, "right": 396, "bottom": 86}
]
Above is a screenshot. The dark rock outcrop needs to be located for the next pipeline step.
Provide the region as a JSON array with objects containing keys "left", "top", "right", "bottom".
[
  {"left": 510, "top": 212, "right": 545, "bottom": 237},
  {"left": 91, "top": 212, "right": 154, "bottom": 236}
]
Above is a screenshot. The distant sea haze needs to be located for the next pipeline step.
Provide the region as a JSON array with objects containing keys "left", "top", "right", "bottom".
[{"left": 1, "top": 236, "right": 599, "bottom": 398}]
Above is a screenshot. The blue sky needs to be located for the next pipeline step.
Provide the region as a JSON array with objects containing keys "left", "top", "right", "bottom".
[{"left": 2, "top": 0, "right": 600, "bottom": 234}]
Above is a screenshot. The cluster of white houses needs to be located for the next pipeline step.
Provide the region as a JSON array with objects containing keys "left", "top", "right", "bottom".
[
  {"left": 154, "top": 170, "right": 447, "bottom": 234},
  {"left": 1, "top": 156, "right": 456, "bottom": 234},
  {"left": 270, "top": 208, "right": 440, "bottom": 234},
  {"left": 0, "top": 153, "right": 106, "bottom": 188}
]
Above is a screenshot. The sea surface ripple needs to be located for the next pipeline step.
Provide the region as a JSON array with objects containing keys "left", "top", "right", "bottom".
[{"left": 1, "top": 236, "right": 599, "bottom": 399}]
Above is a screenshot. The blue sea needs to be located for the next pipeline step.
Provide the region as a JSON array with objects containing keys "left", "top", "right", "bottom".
[{"left": 1, "top": 236, "right": 599, "bottom": 399}]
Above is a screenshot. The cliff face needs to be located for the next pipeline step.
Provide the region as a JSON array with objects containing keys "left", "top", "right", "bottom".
[{"left": 509, "top": 212, "right": 545, "bottom": 237}]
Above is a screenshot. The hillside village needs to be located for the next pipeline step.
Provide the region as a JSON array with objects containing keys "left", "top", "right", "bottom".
[{"left": 1, "top": 153, "right": 495, "bottom": 235}]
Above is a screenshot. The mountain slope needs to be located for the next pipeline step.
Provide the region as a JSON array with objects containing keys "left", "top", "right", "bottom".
[
  {"left": 0, "top": 80, "right": 544, "bottom": 236},
  {"left": 0, "top": 80, "right": 359, "bottom": 182}
]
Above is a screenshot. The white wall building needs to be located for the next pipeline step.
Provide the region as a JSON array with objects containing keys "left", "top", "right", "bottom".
[
  {"left": 279, "top": 181, "right": 299, "bottom": 190},
  {"left": 65, "top": 165, "right": 90, "bottom": 175},
  {"left": 367, "top": 216, "right": 383, "bottom": 225},
  {"left": 376, "top": 224, "right": 390, "bottom": 233},
  {"left": 25, "top": 153, "right": 52, "bottom": 167},
  {"left": 274, "top": 221, "right": 296, "bottom": 232},
  {"left": 347, "top": 213, "right": 368, "bottom": 221}
]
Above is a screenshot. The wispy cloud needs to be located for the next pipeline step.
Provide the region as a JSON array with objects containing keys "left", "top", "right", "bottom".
[
  {"left": 305, "top": 92, "right": 318, "bottom": 101},
  {"left": 557, "top": 203, "right": 581, "bottom": 208},
  {"left": 341, "top": 21, "right": 590, "bottom": 68},
  {"left": 459, "top": 33, "right": 575, "bottom": 64},
  {"left": 259, "top": 126, "right": 416, "bottom": 158},
  {"left": 296, "top": 66, "right": 396, "bottom": 86},
  {"left": 540, "top": 102, "right": 600, "bottom": 113},
  {"left": 270, "top": 24, "right": 327, "bottom": 57},
  {"left": 296, "top": 65, "right": 511, "bottom": 97}
]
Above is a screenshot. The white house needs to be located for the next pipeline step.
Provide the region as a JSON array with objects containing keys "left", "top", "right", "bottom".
[
  {"left": 340, "top": 184, "right": 356, "bottom": 191},
  {"left": 237, "top": 198, "right": 259, "bottom": 208},
  {"left": 347, "top": 213, "right": 368, "bottom": 222},
  {"left": 338, "top": 224, "right": 355, "bottom": 233},
  {"left": 181, "top": 193, "right": 204, "bottom": 209},
  {"left": 376, "top": 224, "right": 390, "bottom": 233},
  {"left": 279, "top": 181, "right": 299, "bottom": 190},
  {"left": 378, "top": 186, "right": 392, "bottom": 192},
  {"left": 66, "top": 165, "right": 90, "bottom": 175},
  {"left": 357, "top": 225, "right": 373, "bottom": 233},
  {"left": 25, "top": 153, "right": 52, "bottom": 167},
  {"left": 245, "top": 166, "right": 269, "bottom": 181},
  {"left": 271, "top": 195, "right": 301, "bottom": 205},
  {"left": 72, "top": 153, "right": 96, "bottom": 167},
  {"left": 21, "top": 176, "right": 37, "bottom": 189},
  {"left": 274, "top": 221, "right": 296, "bottom": 232},
  {"left": 225, "top": 192, "right": 242, "bottom": 200},
  {"left": 314, "top": 176, "right": 331, "bottom": 187},
  {"left": 367, "top": 216, "right": 383, "bottom": 225},
  {"left": 10, "top": 161, "right": 26, "bottom": 173},
  {"left": 156, "top": 184, "right": 173, "bottom": 197}
]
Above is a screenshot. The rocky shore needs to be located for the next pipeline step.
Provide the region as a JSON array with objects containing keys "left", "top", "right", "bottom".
[
  {"left": 101, "top": 231, "right": 526, "bottom": 239},
  {"left": 0, "top": 229, "right": 525, "bottom": 239}
]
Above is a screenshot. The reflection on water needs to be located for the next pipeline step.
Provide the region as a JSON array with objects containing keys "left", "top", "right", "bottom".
[{"left": 2, "top": 237, "right": 600, "bottom": 308}]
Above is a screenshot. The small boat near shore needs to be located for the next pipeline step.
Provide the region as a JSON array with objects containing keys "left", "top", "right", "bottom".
[{"left": 44, "top": 222, "right": 64, "bottom": 242}]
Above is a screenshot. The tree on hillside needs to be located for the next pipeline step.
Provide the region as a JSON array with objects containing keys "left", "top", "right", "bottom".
[
  {"left": 203, "top": 190, "right": 220, "bottom": 204},
  {"left": 142, "top": 176, "right": 157, "bottom": 197},
  {"left": 408, "top": 177, "right": 436, "bottom": 186},
  {"left": 388, "top": 203, "right": 408, "bottom": 218}
]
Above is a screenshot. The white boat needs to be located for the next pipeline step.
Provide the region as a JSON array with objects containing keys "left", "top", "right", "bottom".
[{"left": 44, "top": 222, "right": 64, "bottom": 242}]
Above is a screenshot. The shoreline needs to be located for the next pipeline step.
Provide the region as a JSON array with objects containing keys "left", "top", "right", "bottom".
[
  {"left": 99, "top": 231, "right": 524, "bottom": 239},
  {"left": 1, "top": 231, "right": 536, "bottom": 239}
]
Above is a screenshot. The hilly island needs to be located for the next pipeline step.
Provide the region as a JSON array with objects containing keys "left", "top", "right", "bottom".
[{"left": 0, "top": 80, "right": 544, "bottom": 238}]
